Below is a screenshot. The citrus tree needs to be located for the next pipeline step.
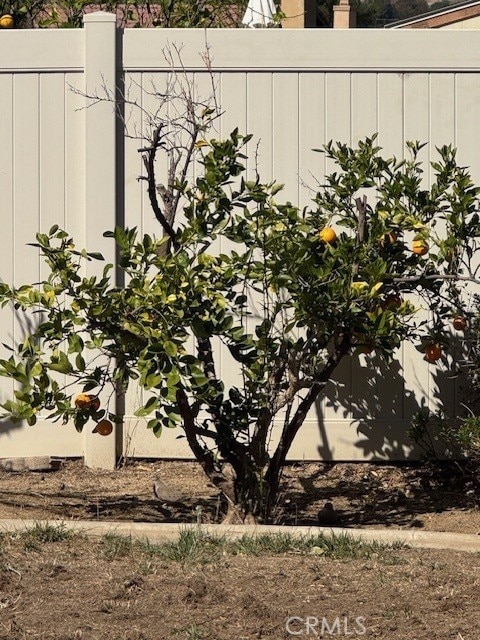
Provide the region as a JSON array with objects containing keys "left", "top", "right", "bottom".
[{"left": 0, "top": 133, "right": 479, "bottom": 522}]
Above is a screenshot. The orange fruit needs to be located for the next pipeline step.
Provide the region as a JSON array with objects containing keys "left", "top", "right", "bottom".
[
  {"left": 319, "top": 227, "right": 337, "bottom": 244},
  {"left": 425, "top": 343, "right": 442, "bottom": 363},
  {"left": 452, "top": 316, "right": 467, "bottom": 331},
  {"left": 93, "top": 419, "right": 113, "bottom": 436},
  {"left": 75, "top": 393, "right": 93, "bottom": 409},
  {"left": 412, "top": 240, "right": 429, "bottom": 256},
  {"left": 89, "top": 396, "right": 101, "bottom": 411},
  {"left": 74, "top": 393, "right": 100, "bottom": 411},
  {"left": 0, "top": 14, "right": 14, "bottom": 28}
]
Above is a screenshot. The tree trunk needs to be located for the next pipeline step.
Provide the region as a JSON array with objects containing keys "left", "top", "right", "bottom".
[{"left": 263, "top": 338, "right": 352, "bottom": 520}]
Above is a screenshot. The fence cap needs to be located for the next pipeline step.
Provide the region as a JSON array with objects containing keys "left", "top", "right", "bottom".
[{"left": 83, "top": 11, "right": 116, "bottom": 24}]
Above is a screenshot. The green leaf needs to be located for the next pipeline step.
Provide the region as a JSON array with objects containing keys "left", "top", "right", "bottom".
[
  {"left": 75, "top": 354, "right": 86, "bottom": 371},
  {"left": 30, "top": 361, "right": 43, "bottom": 378},
  {"left": 146, "top": 373, "right": 162, "bottom": 389},
  {"left": 134, "top": 396, "right": 159, "bottom": 417},
  {"left": 147, "top": 418, "right": 160, "bottom": 431},
  {"left": 48, "top": 354, "right": 73, "bottom": 375},
  {"left": 164, "top": 341, "right": 178, "bottom": 358}
]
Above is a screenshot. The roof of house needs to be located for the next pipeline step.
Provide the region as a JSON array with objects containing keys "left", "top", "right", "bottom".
[{"left": 386, "top": 0, "right": 480, "bottom": 28}]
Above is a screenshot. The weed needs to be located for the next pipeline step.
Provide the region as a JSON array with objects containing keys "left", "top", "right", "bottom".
[
  {"left": 227, "top": 531, "right": 407, "bottom": 562},
  {"left": 156, "top": 529, "right": 225, "bottom": 564},
  {"left": 232, "top": 532, "right": 303, "bottom": 556},
  {"left": 11, "top": 524, "right": 408, "bottom": 566},
  {"left": 142, "top": 529, "right": 408, "bottom": 565},
  {"left": 185, "top": 623, "right": 209, "bottom": 639},
  {"left": 172, "top": 623, "right": 210, "bottom": 639},
  {"left": 101, "top": 533, "right": 133, "bottom": 561},
  {"left": 22, "top": 523, "right": 76, "bottom": 551}
]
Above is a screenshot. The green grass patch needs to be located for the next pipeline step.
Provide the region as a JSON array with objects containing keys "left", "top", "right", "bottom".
[
  {"left": 4, "top": 524, "right": 407, "bottom": 564},
  {"left": 138, "top": 528, "right": 408, "bottom": 565},
  {"left": 148, "top": 528, "right": 226, "bottom": 564},
  {"left": 22, "top": 522, "right": 77, "bottom": 551},
  {"left": 100, "top": 533, "right": 134, "bottom": 560},
  {"left": 229, "top": 531, "right": 407, "bottom": 561}
]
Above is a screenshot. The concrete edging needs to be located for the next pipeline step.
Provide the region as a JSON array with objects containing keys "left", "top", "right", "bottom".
[{"left": 0, "top": 520, "right": 479, "bottom": 553}]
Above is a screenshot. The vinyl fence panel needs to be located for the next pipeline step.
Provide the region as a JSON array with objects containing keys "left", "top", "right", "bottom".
[{"left": 1, "top": 19, "right": 479, "bottom": 465}]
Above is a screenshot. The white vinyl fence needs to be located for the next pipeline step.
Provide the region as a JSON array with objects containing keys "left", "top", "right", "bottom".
[{"left": 1, "top": 15, "right": 479, "bottom": 467}]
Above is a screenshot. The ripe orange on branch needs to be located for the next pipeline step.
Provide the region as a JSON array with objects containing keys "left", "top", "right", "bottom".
[
  {"left": 93, "top": 419, "right": 113, "bottom": 436},
  {"left": 74, "top": 393, "right": 100, "bottom": 411},
  {"left": 412, "top": 239, "right": 429, "bottom": 256},
  {"left": 424, "top": 343, "right": 442, "bottom": 363},
  {"left": 318, "top": 227, "right": 337, "bottom": 244},
  {"left": 452, "top": 316, "right": 467, "bottom": 331}
]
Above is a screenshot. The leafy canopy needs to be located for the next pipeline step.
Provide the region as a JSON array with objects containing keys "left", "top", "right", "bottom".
[{"left": 0, "top": 133, "right": 478, "bottom": 452}]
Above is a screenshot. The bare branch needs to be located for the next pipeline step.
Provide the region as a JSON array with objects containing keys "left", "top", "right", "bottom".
[
  {"left": 352, "top": 195, "right": 367, "bottom": 278},
  {"left": 141, "top": 124, "right": 176, "bottom": 249},
  {"left": 394, "top": 273, "right": 480, "bottom": 285}
]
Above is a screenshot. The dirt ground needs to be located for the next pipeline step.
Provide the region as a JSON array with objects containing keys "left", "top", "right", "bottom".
[
  {"left": 0, "top": 459, "right": 479, "bottom": 533},
  {"left": 0, "top": 530, "right": 479, "bottom": 639},
  {"left": 1, "top": 460, "right": 480, "bottom": 639}
]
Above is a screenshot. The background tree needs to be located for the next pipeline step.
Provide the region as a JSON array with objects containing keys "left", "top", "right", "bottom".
[
  {"left": 316, "top": 0, "right": 430, "bottom": 27},
  {"left": 1, "top": 0, "right": 248, "bottom": 28}
]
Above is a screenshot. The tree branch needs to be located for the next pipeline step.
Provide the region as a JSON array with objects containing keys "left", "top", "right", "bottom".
[
  {"left": 140, "top": 124, "right": 177, "bottom": 249},
  {"left": 352, "top": 195, "right": 367, "bottom": 278},
  {"left": 393, "top": 273, "right": 480, "bottom": 285},
  {"left": 264, "top": 335, "right": 352, "bottom": 510},
  {"left": 176, "top": 387, "right": 237, "bottom": 503}
]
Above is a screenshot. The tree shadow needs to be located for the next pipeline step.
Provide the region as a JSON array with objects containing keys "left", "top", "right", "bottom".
[
  {"left": 277, "top": 342, "right": 474, "bottom": 527},
  {"left": 0, "top": 485, "right": 218, "bottom": 523},
  {"left": 313, "top": 348, "right": 459, "bottom": 462},
  {"left": 278, "top": 458, "right": 475, "bottom": 527}
]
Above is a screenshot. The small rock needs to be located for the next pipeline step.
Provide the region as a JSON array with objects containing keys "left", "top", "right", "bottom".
[
  {"left": 310, "top": 546, "right": 325, "bottom": 555},
  {"left": 0, "top": 457, "right": 62, "bottom": 472}
]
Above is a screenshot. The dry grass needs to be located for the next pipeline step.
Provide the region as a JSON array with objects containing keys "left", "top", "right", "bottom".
[{"left": 0, "top": 526, "right": 479, "bottom": 639}]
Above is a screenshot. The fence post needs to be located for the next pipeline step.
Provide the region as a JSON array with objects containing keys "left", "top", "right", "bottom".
[{"left": 83, "top": 12, "right": 118, "bottom": 469}]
